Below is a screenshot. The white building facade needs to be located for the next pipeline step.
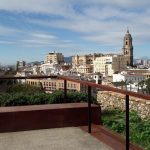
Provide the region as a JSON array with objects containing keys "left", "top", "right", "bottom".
[
  {"left": 113, "top": 72, "right": 145, "bottom": 92},
  {"left": 40, "top": 63, "right": 59, "bottom": 75},
  {"left": 113, "top": 72, "right": 145, "bottom": 83},
  {"left": 93, "top": 56, "right": 114, "bottom": 76}
]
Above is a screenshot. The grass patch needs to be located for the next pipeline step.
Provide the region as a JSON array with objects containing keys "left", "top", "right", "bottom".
[{"left": 102, "top": 108, "right": 150, "bottom": 150}]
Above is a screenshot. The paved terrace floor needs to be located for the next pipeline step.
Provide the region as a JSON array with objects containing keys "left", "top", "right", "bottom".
[{"left": 0, "top": 127, "right": 113, "bottom": 150}]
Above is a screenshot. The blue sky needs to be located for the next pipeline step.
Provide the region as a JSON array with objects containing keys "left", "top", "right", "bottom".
[{"left": 0, "top": 0, "right": 150, "bottom": 65}]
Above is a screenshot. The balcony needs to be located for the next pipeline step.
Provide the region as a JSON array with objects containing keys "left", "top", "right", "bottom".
[{"left": 0, "top": 75, "right": 150, "bottom": 150}]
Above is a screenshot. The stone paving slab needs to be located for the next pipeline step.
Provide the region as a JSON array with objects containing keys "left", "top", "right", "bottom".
[{"left": 0, "top": 127, "right": 113, "bottom": 150}]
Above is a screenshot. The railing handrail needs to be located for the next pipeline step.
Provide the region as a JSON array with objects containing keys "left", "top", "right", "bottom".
[
  {"left": 0, "top": 75, "right": 58, "bottom": 80},
  {"left": 0, "top": 75, "right": 150, "bottom": 100}
]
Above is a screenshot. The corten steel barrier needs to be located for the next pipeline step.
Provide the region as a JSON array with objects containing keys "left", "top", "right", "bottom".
[{"left": 0, "top": 75, "right": 150, "bottom": 150}]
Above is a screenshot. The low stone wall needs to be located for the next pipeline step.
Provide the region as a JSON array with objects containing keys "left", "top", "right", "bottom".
[{"left": 97, "top": 91, "right": 150, "bottom": 119}]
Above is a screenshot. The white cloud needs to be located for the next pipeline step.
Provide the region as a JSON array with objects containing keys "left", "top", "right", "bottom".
[
  {"left": 30, "top": 33, "right": 57, "bottom": 40},
  {"left": 0, "top": 0, "right": 74, "bottom": 17},
  {"left": 0, "top": 0, "right": 150, "bottom": 53},
  {"left": 0, "top": 24, "right": 75, "bottom": 48},
  {"left": 23, "top": 1, "right": 149, "bottom": 34},
  {"left": 0, "top": 40, "right": 15, "bottom": 44},
  {"left": 0, "top": 0, "right": 150, "bottom": 13},
  {"left": 0, "top": 26, "right": 20, "bottom": 35},
  {"left": 19, "top": 32, "right": 75, "bottom": 49},
  {"left": 84, "top": 32, "right": 123, "bottom": 45}
]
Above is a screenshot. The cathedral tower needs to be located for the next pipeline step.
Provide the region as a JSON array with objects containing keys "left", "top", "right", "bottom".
[{"left": 122, "top": 29, "right": 133, "bottom": 66}]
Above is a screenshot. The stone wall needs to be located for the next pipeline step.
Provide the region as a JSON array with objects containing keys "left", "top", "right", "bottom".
[{"left": 97, "top": 91, "right": 150, "bottom": 119}]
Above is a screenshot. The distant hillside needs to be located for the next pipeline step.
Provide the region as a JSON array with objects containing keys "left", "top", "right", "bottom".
[
  {"left": 140, "top": 56, "right": 149, "bottom": 59},
  {"left": 27, "top": 61, "right": 43, "bottom": 66},
  {"left": 64, "top": 56, "right": 72, "bottom": 63}
]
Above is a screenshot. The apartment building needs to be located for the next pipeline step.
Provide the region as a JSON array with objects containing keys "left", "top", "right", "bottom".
[
  {"left": 113, "top": 72, "right": 145, "bottom": 83},
  {"left": 72, "top": 53, "right": 103, "bottom": 73},
  {"left": 127, "top": 69, "right": 150, "bottom": 80},
  {"left": 143, "top": 72, "right": 150, "bottom": 79},
  {"left": 76, "top": 64, "right": 93, "bottom": 74},
  {"left": 26, "top": 79, "right": 81, "bottom": 93},
  {"left": 44, "top": 51, "right": 64, "bottom": 64},
  {"left": 16, "top": 61, "right": 26, "bottom": 70},
  {"left": 93, "top": 54, "right": 127, "bottom": 76}
]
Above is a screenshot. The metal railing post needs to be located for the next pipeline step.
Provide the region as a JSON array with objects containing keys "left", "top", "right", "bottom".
[
  {"left": 64, "top": 79, "right": 67, "bottom": 103},
  {"left": 88, "top": 86, "right": 92, "bottom": 133},
  {"left": 125, "top": 95, "right": 129, "bottom": 150}
]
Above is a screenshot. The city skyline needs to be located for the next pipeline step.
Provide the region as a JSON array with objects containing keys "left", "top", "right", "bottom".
[{"left": 0, "top": 0, "right": 150, "bottom": 65}]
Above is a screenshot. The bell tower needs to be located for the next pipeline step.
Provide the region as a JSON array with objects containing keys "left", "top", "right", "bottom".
[{"left": 122, "top": 29, "right": 133, "bottom": 66}]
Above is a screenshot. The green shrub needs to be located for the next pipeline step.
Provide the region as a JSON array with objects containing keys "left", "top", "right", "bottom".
[
  {"left": 67, "top": 92, "right": 87, "bottom": 103},
  {"left": 6, "top": 84, "right": 43, "bottom": 94},
  {"left": 102, "top": 109, "right": 150, "bottom": 150},
  {"left": 0, "top": 90, "right": 96, "bottom": 107}
]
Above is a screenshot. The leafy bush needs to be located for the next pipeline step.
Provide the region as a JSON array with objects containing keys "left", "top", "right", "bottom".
[
  {"left": 102, "top": 109, "right": 150, "bottom": 150},
  {"left": 6, "top": 84, "right": 43, "bottom": 94},
  {"left": 67, "top": 92, "right": 87, "bottom": 103},
  {"left": 0, "top": 89, "right": 96, "bottom": 107}
]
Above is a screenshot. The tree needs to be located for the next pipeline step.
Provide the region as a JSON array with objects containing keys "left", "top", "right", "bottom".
[
  {"left": 145, "top": 78, "right": 150, "bottom": 94},
  {"left": 6, "top": 83, "right": 43, "bottom": 94},
  {"left": 120, "top": 80, "right": 127, "bottom": 90},
  {"left": 113, "top": 80, "right": 127, "bottom": 90},
  {"left": 127, "top": 80, "right": 133, "bottom": 91},
  {"left": 4, "top": 67, "right": 16, "bottom": 76},
  {"left": 138, "top": 80, "right": 145, "bottom": 94}
]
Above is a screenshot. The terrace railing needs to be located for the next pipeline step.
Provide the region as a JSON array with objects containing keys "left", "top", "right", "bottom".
[{"left": 0, "top": 75, "right": 150, "bottom": 150}]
